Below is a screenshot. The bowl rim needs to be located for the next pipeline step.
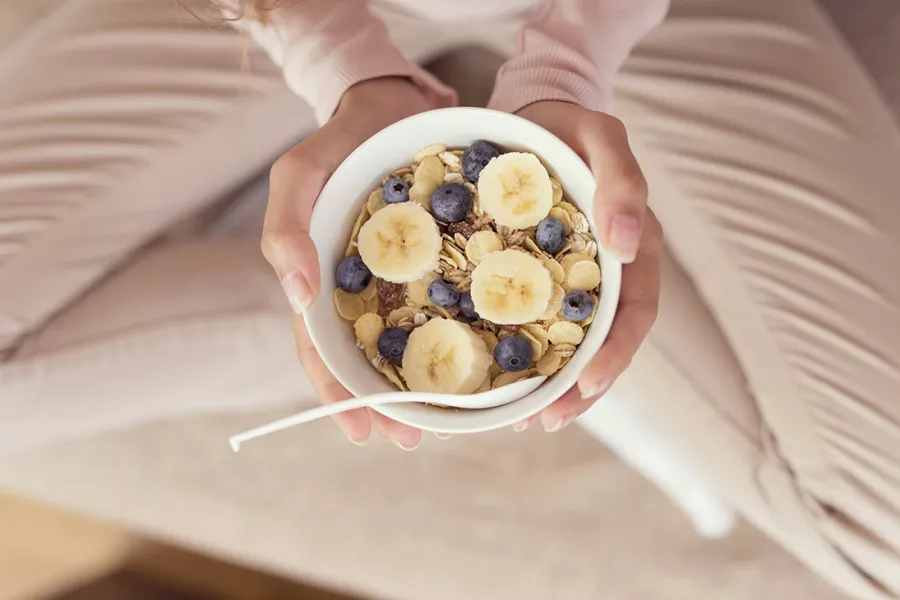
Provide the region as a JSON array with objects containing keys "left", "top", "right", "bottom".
[{"left": 304, "top": 106, "right": 621, "bottom": 433}]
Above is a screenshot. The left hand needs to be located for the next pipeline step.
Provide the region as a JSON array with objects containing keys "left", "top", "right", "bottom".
[
  {"left": 263, "top": 77, "right": 435, "bottom": 450},
  {"left": 513, "top": 101, "right": 663, "bottom": 433}
]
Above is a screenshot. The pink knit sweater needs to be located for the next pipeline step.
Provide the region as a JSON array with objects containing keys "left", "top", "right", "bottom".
[{"left": 227, "top": 0, "right": 670, "bottom": 123}]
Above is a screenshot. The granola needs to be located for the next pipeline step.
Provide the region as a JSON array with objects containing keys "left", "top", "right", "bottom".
[{"left": 333, "top": 141, "right": 602, "bottom": 393}]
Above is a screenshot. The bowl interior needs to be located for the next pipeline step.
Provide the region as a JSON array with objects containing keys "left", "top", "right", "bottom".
[{"left": 305, "top": 107, "right": 621, "bottom": 433}]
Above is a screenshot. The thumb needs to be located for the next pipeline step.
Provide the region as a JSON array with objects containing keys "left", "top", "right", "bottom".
[
  {"left": 582, "top": 116, "right": 648, "bottom": 264},
  {"left": 261, "top": 150, "right": 327, "bottom": 314}
]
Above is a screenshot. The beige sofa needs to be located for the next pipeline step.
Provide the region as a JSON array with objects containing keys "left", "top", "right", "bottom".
[{"left": 1, "top": 2, "right": 897, "bottom": 599}]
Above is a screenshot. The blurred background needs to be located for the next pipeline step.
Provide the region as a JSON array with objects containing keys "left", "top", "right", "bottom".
[{"left": 1, "top": 1, "right": 898, "bottom": 599}]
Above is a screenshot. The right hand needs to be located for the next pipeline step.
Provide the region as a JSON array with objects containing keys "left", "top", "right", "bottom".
[
  {"left": 512, "top": 101, "right": 662, "bottom": 433},
  {"left": 262, "top": 77, "right": 435, "bottom": 449}
]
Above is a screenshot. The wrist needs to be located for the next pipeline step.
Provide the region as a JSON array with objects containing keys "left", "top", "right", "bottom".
[
  {"left": 517, "top": 100, "right": 584, "bottom": 120},
  {"left": 336, "top": 77, "right": 433, "bottom": 131},
  {"left": 517, "top": 100, "right": 593, "bottom": 142}
]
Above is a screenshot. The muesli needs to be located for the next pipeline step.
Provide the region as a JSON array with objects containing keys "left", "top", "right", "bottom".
[{"left": 332, "top": 141, "right": 601, "bottom": 395}]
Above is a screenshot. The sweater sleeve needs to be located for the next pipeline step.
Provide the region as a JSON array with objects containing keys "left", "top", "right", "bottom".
[
  {"left": 488, "top": 0, "right": 670, "bottom": 114},
  {"left": 221, "top": 0, "right": 457, "bottom": 124}
]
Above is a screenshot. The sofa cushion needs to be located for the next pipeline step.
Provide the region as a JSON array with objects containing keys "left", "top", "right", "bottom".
[{"left": 0, "top": 417, "right": 846, "bottom": 600}]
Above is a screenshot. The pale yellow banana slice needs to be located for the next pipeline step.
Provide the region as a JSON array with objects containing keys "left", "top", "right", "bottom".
[
  {"left": 470, "top": 249, "right": 553, "bottom": 324},
  {"left": 402, "top": 318, "right": 491, "bottom": 394},
  {"left": 477, "top": 152, "right": 553, "bottom": 229},
  {"left": 358, "top": 202, "right": 441, "bottom": 283}
]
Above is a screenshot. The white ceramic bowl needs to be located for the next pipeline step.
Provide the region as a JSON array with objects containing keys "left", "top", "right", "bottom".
[{"left": 305, "top": 107, "right": 621, "bottom": 434}]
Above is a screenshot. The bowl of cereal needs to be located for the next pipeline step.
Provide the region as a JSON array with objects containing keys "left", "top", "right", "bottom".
[{"left": 305, "top": 107, "right": 621, "bottom": 434}]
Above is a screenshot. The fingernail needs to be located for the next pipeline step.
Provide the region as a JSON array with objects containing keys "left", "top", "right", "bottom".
[
  {"left": 434, "top": 432, "right": 452, "bottom": 440},
  {"left": 281, "top": 271, "right": 311, "bottom": 314},
  {"left": 349, "top": 436, "right": 368, "bottom": 447},
  {"left": 395, "top": 440, "right": 419, "bottom": 451},
  {"left": 609, "top": 214, "right": 640, "bottom": 263},
  {"left": 545, "top": 414, "right": 576, "bottom": 433},
  {"left": 513, "top": 414, "right": 539, "bottom": 433},
  {"left": 580, "top": 377, "right": 613, "bottom": 400}
]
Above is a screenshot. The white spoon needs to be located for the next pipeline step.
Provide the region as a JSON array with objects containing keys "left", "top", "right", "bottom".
[{"left": 229, "top": 376, "right": 547, "bottom": 452}]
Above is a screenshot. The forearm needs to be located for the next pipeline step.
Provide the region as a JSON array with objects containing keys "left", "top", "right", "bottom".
[
  {"left": 489, "top": 0, "right": 670, "bottom": 114},
  {"left": 219, "top": 0, "right": 456, "bottom": 123}
]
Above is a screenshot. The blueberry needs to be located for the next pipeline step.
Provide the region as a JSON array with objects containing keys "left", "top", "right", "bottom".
[
  {"left": 382, "top": 177, "right": 409, "bottom": 204},
  {"left": 562, "top": 290, "right": 594, "bottom": 322},
  {"left": 428, "top": 279, "right": 460, "bottom": 308},
  {"left": 336, "top": 255, "right": 372, "bottom": 293},
  {"left": 462, "top": 140, "right": 500, "bottom": 182},
  {"left": 494, "top": 335, "right": 534, "bottom": 373},
  {"left": 535, "top": 217, "right": 567, "bottom": 254},
  {"left": 430, "top": 183, "right": 472, "bottom": 223},
  {"left": 458, "top": 291, "right": 479, "bottom": 319},
  {"left": 377, "top": 327, "right": 409, "bottom": 364}
]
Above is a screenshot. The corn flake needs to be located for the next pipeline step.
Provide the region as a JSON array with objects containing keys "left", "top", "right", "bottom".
[
  {"left": 414, "top": 143, "right": 447, "bottom": 162},
  {"left": 566, "top": 260, "right": 602, "bottom": 291},
  {"left": 536, "top": 351, "right": 563, "bottom": 377},
  {"left": 407, "top": 272, "right": 439, "bottom": 306},
  {"left": 354, "top": 313, "right": 384, "bottom": 349},
  {"left": 367, "top": 188, "right": 386, "bottom": 215},
  {"left": 465, "top": 230, "right": 504, "bottom": 265},
  {"left": 548, "top": 321, "right": 585, "bottom": 345},
  {"left": 334, "top": 289, "right": 365, "bottom": 321}
]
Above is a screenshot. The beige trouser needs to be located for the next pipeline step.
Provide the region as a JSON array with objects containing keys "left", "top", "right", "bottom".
[{"left": 1, "top": 1, "right": 898, "bottom": 598}]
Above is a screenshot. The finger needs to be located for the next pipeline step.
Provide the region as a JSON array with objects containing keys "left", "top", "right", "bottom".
[
  {"left": 515, "top": 104, "right": 648, "bottom": 263},
  {"left": 262, "top": 119, "right": 364, "bottom": 313},
  {"left": 511, "top": 413, "right": 540, "bottom": 433},
  {"left": 542, "top": 213, "right": 661, "bottom": 429},
  {"left": 582, "top": 115, "right": 649, "bottom": 264},
  {"left": 368, "top": 408, "right": 422, "bottom": 451},
  {"left": 539, "top": 387, "right": 585, "bottom": 432},
  {"left": 576, "top": 212, "right": 662, "bottom": 399},
  {"left": 292, "top": 314, "right": 371, "bottom": 445},
  {"left": 262, "top": 147, "right": 332, "bottom": 313}
]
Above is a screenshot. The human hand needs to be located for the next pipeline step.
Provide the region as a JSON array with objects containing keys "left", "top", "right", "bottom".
[
  {"left": 513, "top": 101, "right": 663, "bottom": 433},
  {"left": 262, "top": 77, "right": 434, "bottom": 449}
]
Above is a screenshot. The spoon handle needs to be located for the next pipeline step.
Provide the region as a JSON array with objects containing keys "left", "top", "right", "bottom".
[{"left": 229, "top": 394, "right": 415, "bottom": 452}]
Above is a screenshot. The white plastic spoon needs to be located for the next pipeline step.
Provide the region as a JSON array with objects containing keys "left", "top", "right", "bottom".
[{"left": 229, "top": 376, "right": 547, "bottom": 452}]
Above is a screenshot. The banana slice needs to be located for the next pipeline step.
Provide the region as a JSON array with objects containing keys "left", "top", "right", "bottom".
[
  {"left": 402, "top": 318, "right": 491, "bottom": 394},
  {"left": 477, "top": 152, "right": 553, "bottom": 229},
  {"left": 358, "top": 202, "right": 441, "bottom": 283},
  {"left": 470, "top": 249, "right": 553, "bottom": 325}
]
